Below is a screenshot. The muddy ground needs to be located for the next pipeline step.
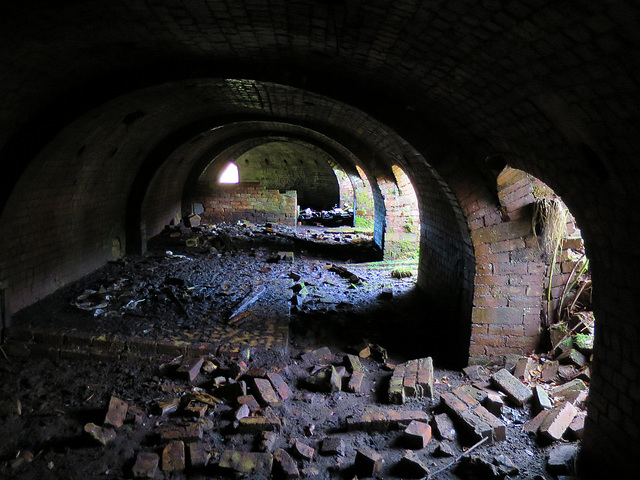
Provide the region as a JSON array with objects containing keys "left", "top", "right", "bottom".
[{"left": 0, "top": 223, "right": 578, "bottom": 479}]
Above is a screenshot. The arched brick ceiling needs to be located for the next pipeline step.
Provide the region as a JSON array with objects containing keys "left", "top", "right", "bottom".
[{"left": 0, "top": 3, "right": 639, "bottom": 476}]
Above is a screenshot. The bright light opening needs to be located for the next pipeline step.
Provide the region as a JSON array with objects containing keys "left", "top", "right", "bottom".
[{"left": 219, "top": 162, "right": 239, "bottom": 184}]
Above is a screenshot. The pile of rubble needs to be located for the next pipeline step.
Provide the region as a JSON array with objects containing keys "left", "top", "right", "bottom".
[
  {"left": 4, "top": 340, "right": 585, "bottom": 480},
  {"left": 298, "top": 207, "right": 354, "bottom": 227}
]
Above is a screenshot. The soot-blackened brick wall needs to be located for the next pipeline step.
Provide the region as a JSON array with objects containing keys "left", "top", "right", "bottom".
[{"left": 198, "top": 183, "right": 297, "bottom": 226}]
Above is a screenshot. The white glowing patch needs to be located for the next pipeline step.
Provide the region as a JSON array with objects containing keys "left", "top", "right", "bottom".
[{"left": 219, "top": 163, "right": 239, "bottom": 184}]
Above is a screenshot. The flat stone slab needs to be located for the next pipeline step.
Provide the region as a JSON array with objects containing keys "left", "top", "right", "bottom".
[{"left": 490, "top": 368, "right": 533, "bottom": 406}]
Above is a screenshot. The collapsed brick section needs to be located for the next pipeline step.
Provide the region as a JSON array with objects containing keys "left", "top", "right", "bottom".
[
  {"left": 388, "top": 357, "right": 434, "bottom": 404},
  {"left": 445, "top": 164, "right": 584, "bottom": 364},
  {"left": 198, "top": 183, "right": 297, "bottom": 226}
]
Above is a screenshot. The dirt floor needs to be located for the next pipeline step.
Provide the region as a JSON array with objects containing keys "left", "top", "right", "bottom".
[{"left": 0, "top": 222, "right": 580, "bottom": 479}]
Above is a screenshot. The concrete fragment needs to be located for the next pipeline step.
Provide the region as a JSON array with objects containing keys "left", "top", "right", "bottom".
[
  {"left": 162, "top": 441, "right": 185, "bottom": 472},
  {"left": 321, "top": 437, "right": 345, "bottom": 456},
  {"left": 104, "top": 396, "right": 128, "bottom": 428},
  {"left": 404, "top": 420, "right": 432, "bottom": 449},
  {"left": 490, "top": 368, "right": 533, "bottom": 406},
  {"left": 189, "top": 442, "right": 210, "bottom": 469},
  {"left": 540, "top": 402, "right": 578, "bottom": 440},
  {"left": 253, "top": 378, "right": 283, "bottom": 407},
  {"left": 547, "top": 444, "right": 578, "bottom": 474},
  {"left": 354, "top": 447, "right": 383, "bottom": 476},
  {"left": 346, "top": 409, "right": 429, "bottom": 432},
  {"left": 493, "top": 454, "right": 519, "bottom": 477},
  {"left": 550, "top": 379, "right": 588, "bottom": 403},
  {"left": 274, "top": 448, "right": 299, "bottom": 478},
  {"left": 432, "top": 413, "right": 456, "bottom": 441},
  {"left": 267, "top": 371, "right": 293, "bottom": 400},
  {"left": 347, "top": 370, "right": 365, "bottom": 394},
  {"left": 397, "top": 450, "right": 429, "bottom": 478},
  {"left": 84, "top": 423, "right": 116, "bottom": 445},
  {"left": 177, "top": 357, "right": 205, "bottom": 382},
  {"left": 558, "top": 365, "right": 580, "bottom": 382},
  {"left": 219, "top": 450, "right": 274, "bottom": 475},
  {"left": 301, "top": 347, "right": 332, "bottom": 364},
  {"left": 293, "top": 440, "right": 315, "bottom": 460},
  {"left": 132, "top": 452, "right": 159, "bottom": 478}
]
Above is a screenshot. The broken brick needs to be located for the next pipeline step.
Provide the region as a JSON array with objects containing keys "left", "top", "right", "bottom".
[
  {"left": 523, "top": 409, "right": 551, "bottom": 434},
  {"left": 329, "top": 366, "right": 342, "bottom": 393},
  {"left": 177, "top": 357, "right": 205, "bottom": 382},
  {"left": 219, "top": 450, "right": 273, "bottom": 475},
  {"left": 354, "top": 447, "right": 383, "bottom": 476},
  {"left": 557, "top": 348, "right": 587, "bottom": 367},
  {"left": 156, "top": 398, "right": 180, "bottom": 415},
  {"left": 347, "top": 370, "right": 365, "bottom": 394},
  {"left": 404, "top": 420, "right": 432, "bottom": 449},
  {"left": 345, "top": 354, "right": 363, "bottom": 373},
  {"left": 162, "top": 441, "right": 185, "bottom": 472},
  {"left": 159, "top": 424, "right": 203, "bottom": 441},
  {"left": 568, "top": 412, "right": 586, "bottom": 440},
  {"left": 132, "top": 452, "right": 159, "bottom": 478},
  {"left": 184, "top": 401, "right": 207, "bottom": 418},
  {"left": 540, "top": 361, "right": 559, "bottom": 383},
  {"left": 293, "top": 440, "right": 315, "bottom": 460},
  {"left": 189, "top": 442, "right": 210, "bottom": 469},
  {"left": 237, "top": 394, "right": 261, "bottom": 410},
  {"left": 533, "top": 385, "right": 553, "bottom": 413},
  {"left": 441, "top": 389, "right": 505, "bottom": 443},
  {"left": 253, "top": 377, "right": 283, "bottom": 407},
  {"left": 235, "top": 403, "right": 250, "bottom": 421},
  {"left": 347, "top": 409, "right": 429, "bottom": 432},
  {"left": 238, "top": 416, "right": 282, "bottom": 432},
  {"left": 397, "top": 450, "right": 429, "bottom": 478},
  {"left": 274, "top": 448, "right": 299, "bottom": 478},
  {"left": 104, "top": 396, "right": 128, "bottom": 428},
  {"left": 267, "top": 371, "right": 293, "bottom": 400},
  {"left": 84, "top": 423, "right": 116, "bottom": 445},
  {"left": 513, "top": 356, "right": 536, "bottom": 381},
  {"left": 432, "top": 413, "right": 456, "bottom": 441},
  {"left": 539, "top": 402, "right": 578, "bottom": 441},
  {"left": 490, "top": 368, "right": 533, "bottom": 406},
  {"left": 321, "top": 437, "right": 345, "bottom": 456},
  {"left": 550, "top": 379, "right": 588, "bottom": 404},
  {"left": 301, "top": 347, "right": 332, "bottom": 364},
  {"left": 483, "top": 392, "right": 505, "bottom": 417}
]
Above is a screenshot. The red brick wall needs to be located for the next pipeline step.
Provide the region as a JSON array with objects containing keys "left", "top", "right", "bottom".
[{"left": 197, "top": 183, "right": 297, "bottom": 226}]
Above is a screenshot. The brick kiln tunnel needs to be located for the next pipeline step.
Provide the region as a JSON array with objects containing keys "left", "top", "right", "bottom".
[{"left": 0, "top": 1, "right": 638, "bottom": 476}]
